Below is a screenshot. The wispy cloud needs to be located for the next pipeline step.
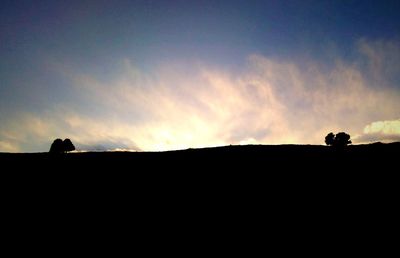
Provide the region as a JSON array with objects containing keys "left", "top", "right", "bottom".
[
  {"left": 0, "top": 141, "right": 19, "bottom": 153},
  {"left": 1, "top": 39, "right": 399, "bottom": 152}
]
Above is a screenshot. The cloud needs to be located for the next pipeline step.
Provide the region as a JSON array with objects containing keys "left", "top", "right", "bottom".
[
  {"left": 364, "top": 119, "right": 400, "bottom": 135},
  {"left": 0, "top": 141, "right": 19, "bottom": 153},
  {"left": 65, "top": 40, "right": 400, "bottom": 150},
  {"left": 75, "top": 138, "right": 140, "bottom": 152},
  {"left": 354, "top": 119, "right": 400, "bottom": 143},
  {"left": 357, "top": 38, "right": 400, "bottom": 87},
  {"left": 1, "top": 38, "right": 399, "bottom": 152},
  {"left": 0, "top": 112, "right": 141, "bottom": 152}
]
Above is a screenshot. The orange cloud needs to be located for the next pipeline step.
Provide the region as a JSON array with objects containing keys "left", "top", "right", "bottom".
[{"left": 1, "top": 39, "right": 399, "bottom": 152}]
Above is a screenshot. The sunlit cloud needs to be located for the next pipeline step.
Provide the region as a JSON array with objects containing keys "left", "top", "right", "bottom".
[
  {"left": 354, "top": 119, "right": 400, "bottom": 143},
  {"left": 1, "top": 39, "right": 399, "bottom": 152},
  {"left": 0, "top": 141, "right": 19, "bottom": 153},
  {"left": 364, "top": 119, "right": 400, "bottom": 134}
]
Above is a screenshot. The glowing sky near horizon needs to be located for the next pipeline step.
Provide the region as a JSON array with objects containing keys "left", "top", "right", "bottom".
[{"left": 1, "top": 0, "right": 400, "bottom": 152}]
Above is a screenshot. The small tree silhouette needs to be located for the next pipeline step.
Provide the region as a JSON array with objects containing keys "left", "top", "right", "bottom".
[
  {"left": 325, "top": 132, "right": 352, "bottom": 147},
  {"left": 325, "top": 132, "right": 335, "bottom": 146},
  {"left": 335, "top": 132, "right": 352, "bottom": 147},
  {"left": 49, "top": 138, "right": 75, "bottom": 154},
  {"left": 63, "top": 139, "right": 75, "bottom": 153},
  {"left": 49, "top": 138, "right": 64, "bottom": 154}
]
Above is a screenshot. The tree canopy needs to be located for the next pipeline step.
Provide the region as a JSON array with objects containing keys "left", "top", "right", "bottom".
[
  {"left": 325, "top": 132, "right": 352, "bottom": 147},
  {"left": 49, "top": 138, "right": 75, "bottom": 154}
]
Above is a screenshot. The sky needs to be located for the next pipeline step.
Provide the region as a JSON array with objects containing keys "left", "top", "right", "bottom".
[{"left": 1, "top": 0, "right": 400, "bottom": 152}]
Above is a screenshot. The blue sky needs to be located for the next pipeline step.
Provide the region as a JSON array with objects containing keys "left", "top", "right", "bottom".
[{"left": 1, "top": 0, "right": 400, "bottom": 152}]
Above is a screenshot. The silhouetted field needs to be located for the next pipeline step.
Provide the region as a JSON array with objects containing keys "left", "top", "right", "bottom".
[
  {"left": 2, "top": 142, "right": 398, "bottom": 172},
  {"left": 4, "top": 142, "right": 398, "bottom": 206},
  {"left": 2, "top": 143, "right": 397, "bottom": 243}
]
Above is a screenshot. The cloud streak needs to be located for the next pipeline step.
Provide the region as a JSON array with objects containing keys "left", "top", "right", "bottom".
[
  {"left": 1, "top": 39, "right": 399, "bottom": 152},
  {"left": 354, "top": 119, "right": 400, "bottom": 143}
]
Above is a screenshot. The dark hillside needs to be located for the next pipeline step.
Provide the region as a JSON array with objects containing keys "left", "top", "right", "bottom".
[
  {"left": 1, "top": 143, "right": 397, "bottom": 245},
  {"left": 1, "top": 142, "right": 398, "bottom": 174}
]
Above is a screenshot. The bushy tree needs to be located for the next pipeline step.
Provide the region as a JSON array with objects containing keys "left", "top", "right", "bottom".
[
  {"left": 63, "top": 139, "right": 75, "bottom": 152},
  {"left": 49, "top": 138, "right": 75, "bottom": 153},
  {"left": 335, "top": 132, "right": 352, "bottom": 147},
  {"left": 325, "top": 132, "right": 335, "bottom": 146},
  {"left": 49, "top": 138, "right": 64, "bottom": 153},
  {"left": 325, "top": 132, "right": 352, "bottom": 147}
]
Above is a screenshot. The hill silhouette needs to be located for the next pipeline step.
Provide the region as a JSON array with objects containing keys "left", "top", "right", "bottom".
[
  {"left": 2, "top": 142, "right": 397, "bottom": 246},
  {"left": 2, "top": 142, "right": 398, "bottom": 218},
  {"left": 3, "top": 142, "right": 398, "bottom": 212},
  {"left": 2, "top": 142, "right": 399, "bottom": 172}
]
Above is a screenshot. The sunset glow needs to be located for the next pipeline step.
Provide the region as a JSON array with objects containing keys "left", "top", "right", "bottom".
[{"left": 1, "top": 1, "right": 399, "bottom": 152}]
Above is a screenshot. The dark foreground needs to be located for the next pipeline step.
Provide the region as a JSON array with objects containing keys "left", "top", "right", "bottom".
[
  {"left": 2, "top": 143, "right": 398, "bottom": 249},
  {"left": 1, "top": 142, "right": 399, "bottom": 170},
  {"left": 1, "top": 143, "right": 398, "bottom": 190},
  {"left": 3, "top": 142, "right": 398, "bottom": 206}
]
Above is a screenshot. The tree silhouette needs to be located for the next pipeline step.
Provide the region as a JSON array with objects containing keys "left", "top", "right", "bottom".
[
  {"left": 49, "top": 138, "right": 64, "bottom": 154},
  {"left": 325, "top": 132, "right": 335, "bottom": 146},
  {"left": 325, "top": 132, "right": 352, "bottom": 147},
  {"left": 63, "top": 139, "right": 75, "bottom": 153},
  {"left": 49, "top": 138, "right": 75, "bottom": 154},
  {"left": 335, "top": 132, "right": 352, "bottom": 147}
]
